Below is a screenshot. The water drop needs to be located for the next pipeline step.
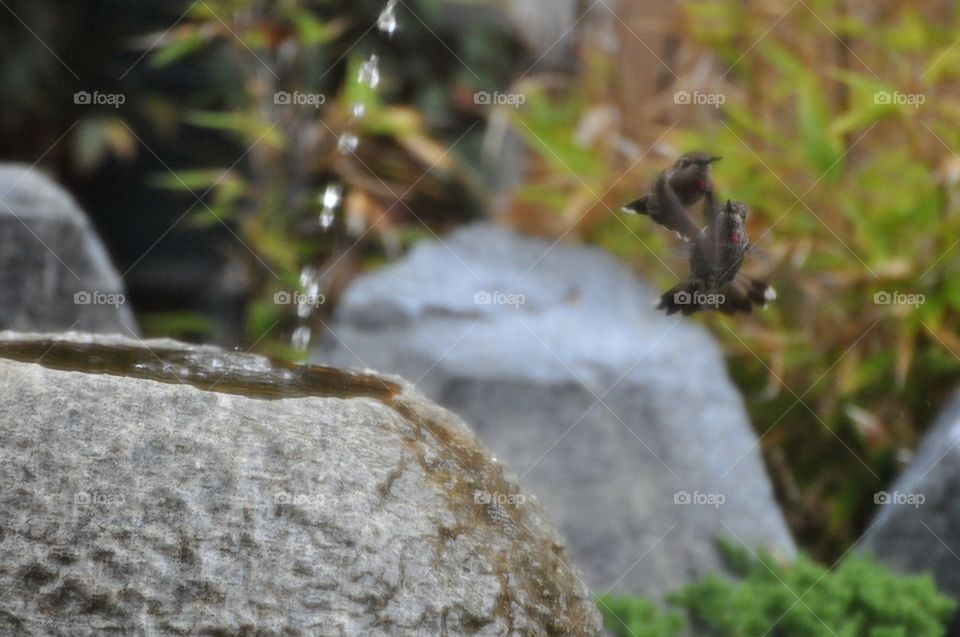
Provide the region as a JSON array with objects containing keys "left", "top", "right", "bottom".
[
  {"left": 299, "top": 265, "right": 319, "bottom": 289},
  {"left": 320, "top": 209, "right": 336, "bottom": 229},
  {"left": 320, "top": 183, "right": 343, "bottom": 210},
  {"left": 351, "top": 102, "right": 366, "bottom": 120},
  {"left": 338, "top": 133, "right": 359, "bottom": 154},
  {"left": 358, "top": 54, "right": 380, "bottom": 89},
  {"left": 377, "top": 0, "right": 399, "bottom": 35},
  {"left": 318, "top": 184, "right": 342, "bottom": 230},
  {"left": 295, "top": 267, "right": 323, "bottom": 319},
  {"left": 291, "top": 325, "right": 312, "bottom": 350}
]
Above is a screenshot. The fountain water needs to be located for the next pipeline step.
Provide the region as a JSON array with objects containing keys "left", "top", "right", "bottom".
[{"left": 292, "top": 2, "right": 399, "bottom": 351}]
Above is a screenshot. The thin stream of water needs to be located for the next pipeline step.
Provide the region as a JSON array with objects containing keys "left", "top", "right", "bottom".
[{"left": 292, "top": 1, "right": 399, "bottom": 351}]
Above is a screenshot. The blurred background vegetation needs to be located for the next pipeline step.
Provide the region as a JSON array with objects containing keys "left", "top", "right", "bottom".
[{"left": 3, "top": 0, "right": 960, "bottom": 563}]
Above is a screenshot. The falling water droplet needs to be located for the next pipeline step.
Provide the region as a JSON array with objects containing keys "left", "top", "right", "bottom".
[
  {"left": 299, "top": 265, "right": 319, "bottom": 290},
  {"left": 291, "top": 325, "right": 312, "bottom": 350},
  {"left": 358, "top": 54, "right": 380, "bottom": 89},
  {"left": 337, "top": 133, "right": 359, "bottom": 154},
  {"left": 320, "top": 183, "right": 343, "bottom": 210},
  {"left": 377, "top": 0, "right": 399, "bottom": 35},
  {"left": 318, "top": 183, "right": 342, "bottom": 230},
  {"left": 290, "top": 1, "right": 397, "bottom": 353},
  {"left": 292, "top": 266, "right": 323, "bottom": 347},
  {"left": 320, "top": 209, "right": 335, "bottom": 229},
  {"left": 299, "top": 267, "right": 321, "bottom": 318}
]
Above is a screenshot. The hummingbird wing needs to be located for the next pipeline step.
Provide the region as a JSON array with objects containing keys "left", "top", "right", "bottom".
[
  {"left": 700, "top": 189, "right": 718, "bottom": 226},
  {"left": 648, "top": 173, "right": 701, "bottom": 241},
  {"left": 745, "top": 241, "right": 769, "bottom": 261}
]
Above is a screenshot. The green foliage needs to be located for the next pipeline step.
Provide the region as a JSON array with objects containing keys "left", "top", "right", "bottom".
[
  {"left": 600, "top": 548, "right": 955, "bottom": 637},
  {"left": 658, "top": 0, "right": 960, "bottom": 556},
  {"left": 514, "top": 87, "right": 606, "bottom": 179},
  {"left": 145, "top": 0, "right": 486, "bottom": 354},
  {"left": 535, "top": 0, "right": 960, "bottom": 558},
  {"left": 597, "top": 595, "right": 684, "bottom": 637}
]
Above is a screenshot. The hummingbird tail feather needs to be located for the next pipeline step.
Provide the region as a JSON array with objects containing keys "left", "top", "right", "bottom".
[
  {"left": 621, "top": 195, "right": 648, "bottom": 215},
  {"left": 657, "top": 279, "right": 704, "bottom": 316},
  {"left": 718, "top": 273, "right": 775, "bottom": 315}
]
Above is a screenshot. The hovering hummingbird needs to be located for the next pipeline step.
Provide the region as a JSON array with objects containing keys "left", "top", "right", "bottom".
[
  {"left": 621, "top": 151, "right": 721, "bottom": 239},
  {"left": 644, "top": 174, "right": 775, "bottom": 315}
]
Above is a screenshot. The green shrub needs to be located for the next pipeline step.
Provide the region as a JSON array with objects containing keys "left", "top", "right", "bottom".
[
  {"left": 597, "top": 596, "right": 685, "bottom": 637},
  {"left": 599, "top": 546, "right": 955, "bottom": 637}
]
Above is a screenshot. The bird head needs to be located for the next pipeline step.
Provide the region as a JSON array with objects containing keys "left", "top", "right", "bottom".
[
  {"left": 720, "top": 199, "right": 749, "bottom": 244},
  {"left": 672, "top": 151, "right": 722, "bottom": 190}
]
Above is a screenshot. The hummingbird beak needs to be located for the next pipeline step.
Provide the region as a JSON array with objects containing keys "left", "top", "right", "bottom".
[{"left": 708, "top": 156, "right": 722, "bottom": 164}]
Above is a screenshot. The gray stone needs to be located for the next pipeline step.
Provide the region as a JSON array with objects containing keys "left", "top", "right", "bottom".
[
  {"left": 863, "top": 389, "right": 960, "bottom": 598},
  {"left": 314, "top": 223, "right": 796, "bottom": 599},
  {"left": 0, "top": 331, "right": 601, "bottom": 636},
  {"left": 504, "top": 0, "right": 580, "bottom": 70},
  {"left": 0, "top": 164, "right": 137, "bottom": 334}
]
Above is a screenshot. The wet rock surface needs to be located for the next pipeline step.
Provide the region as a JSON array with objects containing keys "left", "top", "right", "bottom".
[
  {"left": 0, "top": 165, "right": 136, "bottom": 335},
  {"left": 315, "top": 223, "right": 796, "bottom": 598},
  {"left": 0, "top": 332, "right": 601, "bottom": 636}
]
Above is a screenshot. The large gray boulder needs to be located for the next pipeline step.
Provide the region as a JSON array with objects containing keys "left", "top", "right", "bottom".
[
  {"left": 863, "top": 389, "right": 960, "bottom": 598},
  {"left": 0, "top": 332, "right": 602, "bottom": 636},
  {"left": 0, "top": 165, "right": 136, "bottom": 334},
  {"left": 314, "top": 224, "right": 796, "bottom": 598}
]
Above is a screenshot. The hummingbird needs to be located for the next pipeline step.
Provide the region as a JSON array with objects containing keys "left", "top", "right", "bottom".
[
  {"left": 621, "top": 151, "right": 721, "bottom": 239},
  {"left": 645, "top": 174, "right": 775, "bottom": 315}
]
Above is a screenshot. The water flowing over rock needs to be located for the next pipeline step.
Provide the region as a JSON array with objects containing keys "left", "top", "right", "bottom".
[
  {"left": 0, "top": 332, "right": 602, "bottom": 637},
  {"left": 0, "top": 165, "right": 136, "bottom": 334},
  {"left": 315, "top": 223, "right": 796, "bottom": 598}
]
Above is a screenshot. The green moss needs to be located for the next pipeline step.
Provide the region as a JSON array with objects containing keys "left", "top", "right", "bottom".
[{"left": 599, "top": 546, "right": 955, "bottom": 637}]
